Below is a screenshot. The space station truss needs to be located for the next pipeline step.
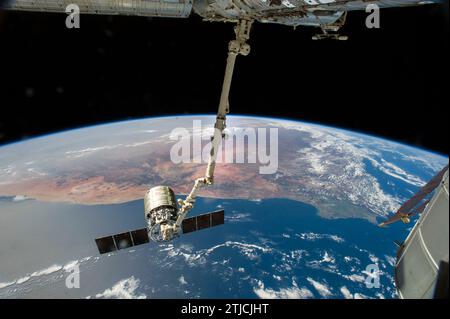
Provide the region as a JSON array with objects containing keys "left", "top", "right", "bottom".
[{"left": 3, "top": 0, "right": 193, "bottom": 18}]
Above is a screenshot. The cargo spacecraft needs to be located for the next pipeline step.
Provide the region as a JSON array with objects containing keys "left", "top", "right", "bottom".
[{"left": 95, "top": 185, "right": 225, "bottom": 253}]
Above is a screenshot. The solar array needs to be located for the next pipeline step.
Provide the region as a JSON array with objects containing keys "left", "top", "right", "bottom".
[
  {"left": 94, "top": 210, "right": 225, "bottom": 254},
  {"left": 95, "top": 228, "right": 149, "bottom": 254},
  {"left": 182, "top": 210, "right": 225, "bottom": 234}
]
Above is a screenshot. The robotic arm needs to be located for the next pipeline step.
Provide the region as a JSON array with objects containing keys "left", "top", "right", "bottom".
[
  {"left": 144, "top": 20, "right": 253, "bottom": 242},
  {"left": 94, "top": 21, "right": 254, "bottom": 250},
  {"left": 173, "top": 19, "right": 253, "bottom": 232}
]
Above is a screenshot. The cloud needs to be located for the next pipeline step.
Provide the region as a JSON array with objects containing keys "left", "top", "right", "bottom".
[
  {"left": 64, "top": 141, "right": 153, "bottom": 158},
  {"left": 194, "top": 241, "right": 271, "bottom": 263},
  {"left": 306, "top": 277, "right": 333, "bottom": 298},
  {"left": 342, "top": 274, "right": 365, "bottom": 283},
  {"left": 225, "top": 213, "right": 252, "bottom": 223},
  {"left": 31, "top": 264, "right": 63, "bottom": 277},
  {"left": 375, "top": 159, "right": 426, "bottom": 187},
  {"left": 277, "top": 121, "right": 407, "bottom": 217},
  {"left": 26, "top": 168, "right": 47, "bottom": 176},
  {"left": 253, "top": 280, "right": 314, "bottom": 299},
  {"left": 12, "top": 195, "right": 29, "bottom": 202},
  {"left": 63, "top": 260, "right": 79, "bottom": 271},
  {"left": 179, "top": 275, "right": 188, "bottom": 285},
  {"left": 339, "top": 286, "right": 375, "bottom": 299},
  {"left": 368, "top": 253, "right": 379, "bottom": 264},
  {"left": 12, "top": 264, "right": 63, "bottom": 285},
  {"left": 321, "top": 251, "right": 335, "bottom": 263},
  {"left": 0, "top": 258, "right": 97, "bottom": 297},
  {"left": 343, "top": 256, "right": 360, "bottom": 264},
  {"left": 16, "top": 276, "right": 31, "bottom": 285},
  {"left": 384, "top": 255, "right": 396, "bottom": 267},
  {"left": 340, "top": 286, "right": 353, "bottom": 299},
  {"left": 65, "top": 145, "right": 122, "bottom": 158},
  {"left": 0, "top": 281, "right": 15, "bottom": 289},
  {"left": 95, "top": 276, "right": 146, "bottom": 299},
  {"left": 296, "top": 232, "right": 345, "bottom": 243},
  {"left": 376, "top": 292, "right": 385, "bottom": 299}
]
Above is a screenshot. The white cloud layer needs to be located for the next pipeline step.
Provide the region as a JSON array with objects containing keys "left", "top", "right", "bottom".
[
  {"left": 179, "top": 275, "right": 188, "bottom": 285},
  {"left": 340, "top": 286, "right": 353, "bottom": 299},
  {"left": 253, "top": 280, "right": 313, "bottom": 299},
  {"left": 95, "top": 276, "right": 146, "bottom": 299},
  {"left": 306, "top": 277, "right": 333, "bottom": 298}
]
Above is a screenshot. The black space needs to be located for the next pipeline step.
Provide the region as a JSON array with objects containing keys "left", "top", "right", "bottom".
[{"left": 0, "top": 5, "right": 448, "bottom": 154}]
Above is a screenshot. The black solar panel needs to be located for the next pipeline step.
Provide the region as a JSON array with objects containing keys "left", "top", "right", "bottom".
[
  {"left": 114, "top": 232, "right": 133, "bottom": 250},
  {"left": 131, "top": 228, "right": 150, "bottom": 246},
  {"left": 196, "top": 213, "right": 211, "bottom": 230},
  {"left": 182, "top": 216, "right": 197, "bottom": 234},
  {"left": 182, "top": 210, "right": 225, "bottom": 235},
  {"left": 211, "top": 210, "right": 225, "bottom": 226},
  {"left": 95, "top": 236, "right": 117, "bottom": 254},
  {"left": 95, "top": 228, "right": 150, "bottom": 254}
]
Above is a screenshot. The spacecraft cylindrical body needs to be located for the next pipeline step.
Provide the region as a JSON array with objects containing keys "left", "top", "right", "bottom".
[
  {"left": 2, "top": 0, "right": 193, "bottom": 18},
  {"left": 144, "top": 185, "right": 178, "bottom": 219},
  {"left": 395, "top": 170, "right": 449, "bottom": 298}
]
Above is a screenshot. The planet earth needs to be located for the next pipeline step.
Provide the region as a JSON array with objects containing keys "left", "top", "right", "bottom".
[{"left": 0, "top": 115, "right": 447, "bottom": 299}]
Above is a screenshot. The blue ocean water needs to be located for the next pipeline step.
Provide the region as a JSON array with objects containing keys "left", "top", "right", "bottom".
[
  {"left": 0, "top": 195, "right": 410, "bottom": 298},
  {"left": 165, "top": 197, "right": 407, "bottom": 298}
]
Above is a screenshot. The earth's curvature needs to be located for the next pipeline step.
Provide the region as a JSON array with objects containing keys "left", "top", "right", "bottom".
[{"left": 0, "top": 115, "right": 447, "bottom": 299}]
